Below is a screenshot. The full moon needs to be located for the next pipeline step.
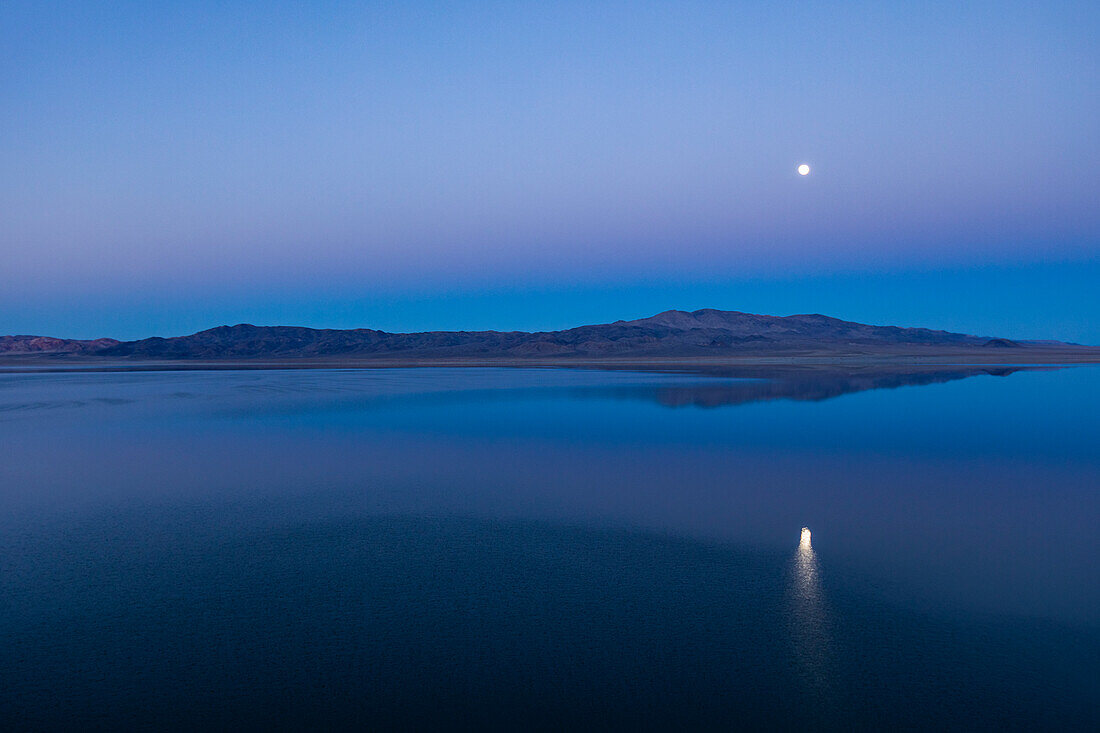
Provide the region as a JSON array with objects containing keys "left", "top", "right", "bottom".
[{"left": 797, "top": 163, "right": 810, "bottom": 176}]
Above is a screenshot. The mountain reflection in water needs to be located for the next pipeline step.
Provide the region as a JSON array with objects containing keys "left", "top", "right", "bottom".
[{"left": 565, "top": 365, "right": 1033, "bottom": 409}]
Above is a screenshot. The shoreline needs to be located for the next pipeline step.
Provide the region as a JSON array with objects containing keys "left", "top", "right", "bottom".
[{"left": 2, "top": 348, "right": 1099, "bottom": 374}]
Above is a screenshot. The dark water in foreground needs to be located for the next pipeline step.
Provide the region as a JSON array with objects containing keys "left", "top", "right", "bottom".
[{"left": 1, "top": 366, "right": 1097, "bottom": 730}]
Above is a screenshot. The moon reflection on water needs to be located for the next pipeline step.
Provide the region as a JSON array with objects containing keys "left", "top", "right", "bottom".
[{"left": 787, "top": 527, "right": 833, "bottom": 697}]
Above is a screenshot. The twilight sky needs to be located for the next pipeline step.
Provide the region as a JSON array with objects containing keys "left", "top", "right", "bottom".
[{"left": 2, "top": 1, "right": 1098, "bottom": 342}]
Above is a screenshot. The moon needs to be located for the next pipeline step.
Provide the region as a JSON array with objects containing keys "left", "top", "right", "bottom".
[{"left": 797, "top": 163, "right": 810, "bottom": 176}]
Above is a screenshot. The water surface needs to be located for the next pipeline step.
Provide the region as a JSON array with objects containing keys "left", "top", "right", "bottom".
[{"left": 1, "top": 366, "right": 1097, "bottom": 729}]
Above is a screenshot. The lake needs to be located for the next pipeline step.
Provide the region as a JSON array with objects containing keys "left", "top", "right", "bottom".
[{"left": 1, "top": 365, "right": 1097, "bottom": 730}]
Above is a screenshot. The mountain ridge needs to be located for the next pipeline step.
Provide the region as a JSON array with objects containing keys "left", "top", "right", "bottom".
[
  {"left": 3, "top": 308, "right": 1083, "bottom": 359},
  {"left": 0, "top": 335, "right": 120, "bottom": 354}
]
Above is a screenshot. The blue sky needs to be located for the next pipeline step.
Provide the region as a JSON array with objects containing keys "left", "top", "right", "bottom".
[{"left": 2, "top": 1, "right": 1097, "bottom": 341}]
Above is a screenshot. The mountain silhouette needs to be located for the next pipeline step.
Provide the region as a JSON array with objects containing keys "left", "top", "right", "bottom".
[{"left": 2, "top": 309, "right": 1090, "bottom": 360}]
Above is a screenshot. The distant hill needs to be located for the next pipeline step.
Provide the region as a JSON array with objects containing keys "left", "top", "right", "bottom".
[
  {"left": 3, "top": 309, "right": 1083, "bottom": 360},
  {"left": 0, "top": 335, "right": 119, "bottom": 354}
]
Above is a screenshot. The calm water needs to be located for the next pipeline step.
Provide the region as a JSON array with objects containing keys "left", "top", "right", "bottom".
[{"left": 1, "top": 365, "right": 1097, "bottom": 730}]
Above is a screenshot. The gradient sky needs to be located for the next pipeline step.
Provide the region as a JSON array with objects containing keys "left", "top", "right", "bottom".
[{"left": 2, "top": 1, "right": 1098, "bottom": 341}]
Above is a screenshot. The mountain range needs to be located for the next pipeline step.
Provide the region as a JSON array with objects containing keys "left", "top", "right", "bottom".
[{"left": 4, "top": 309, "right": 1093, "bottom": 361}]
